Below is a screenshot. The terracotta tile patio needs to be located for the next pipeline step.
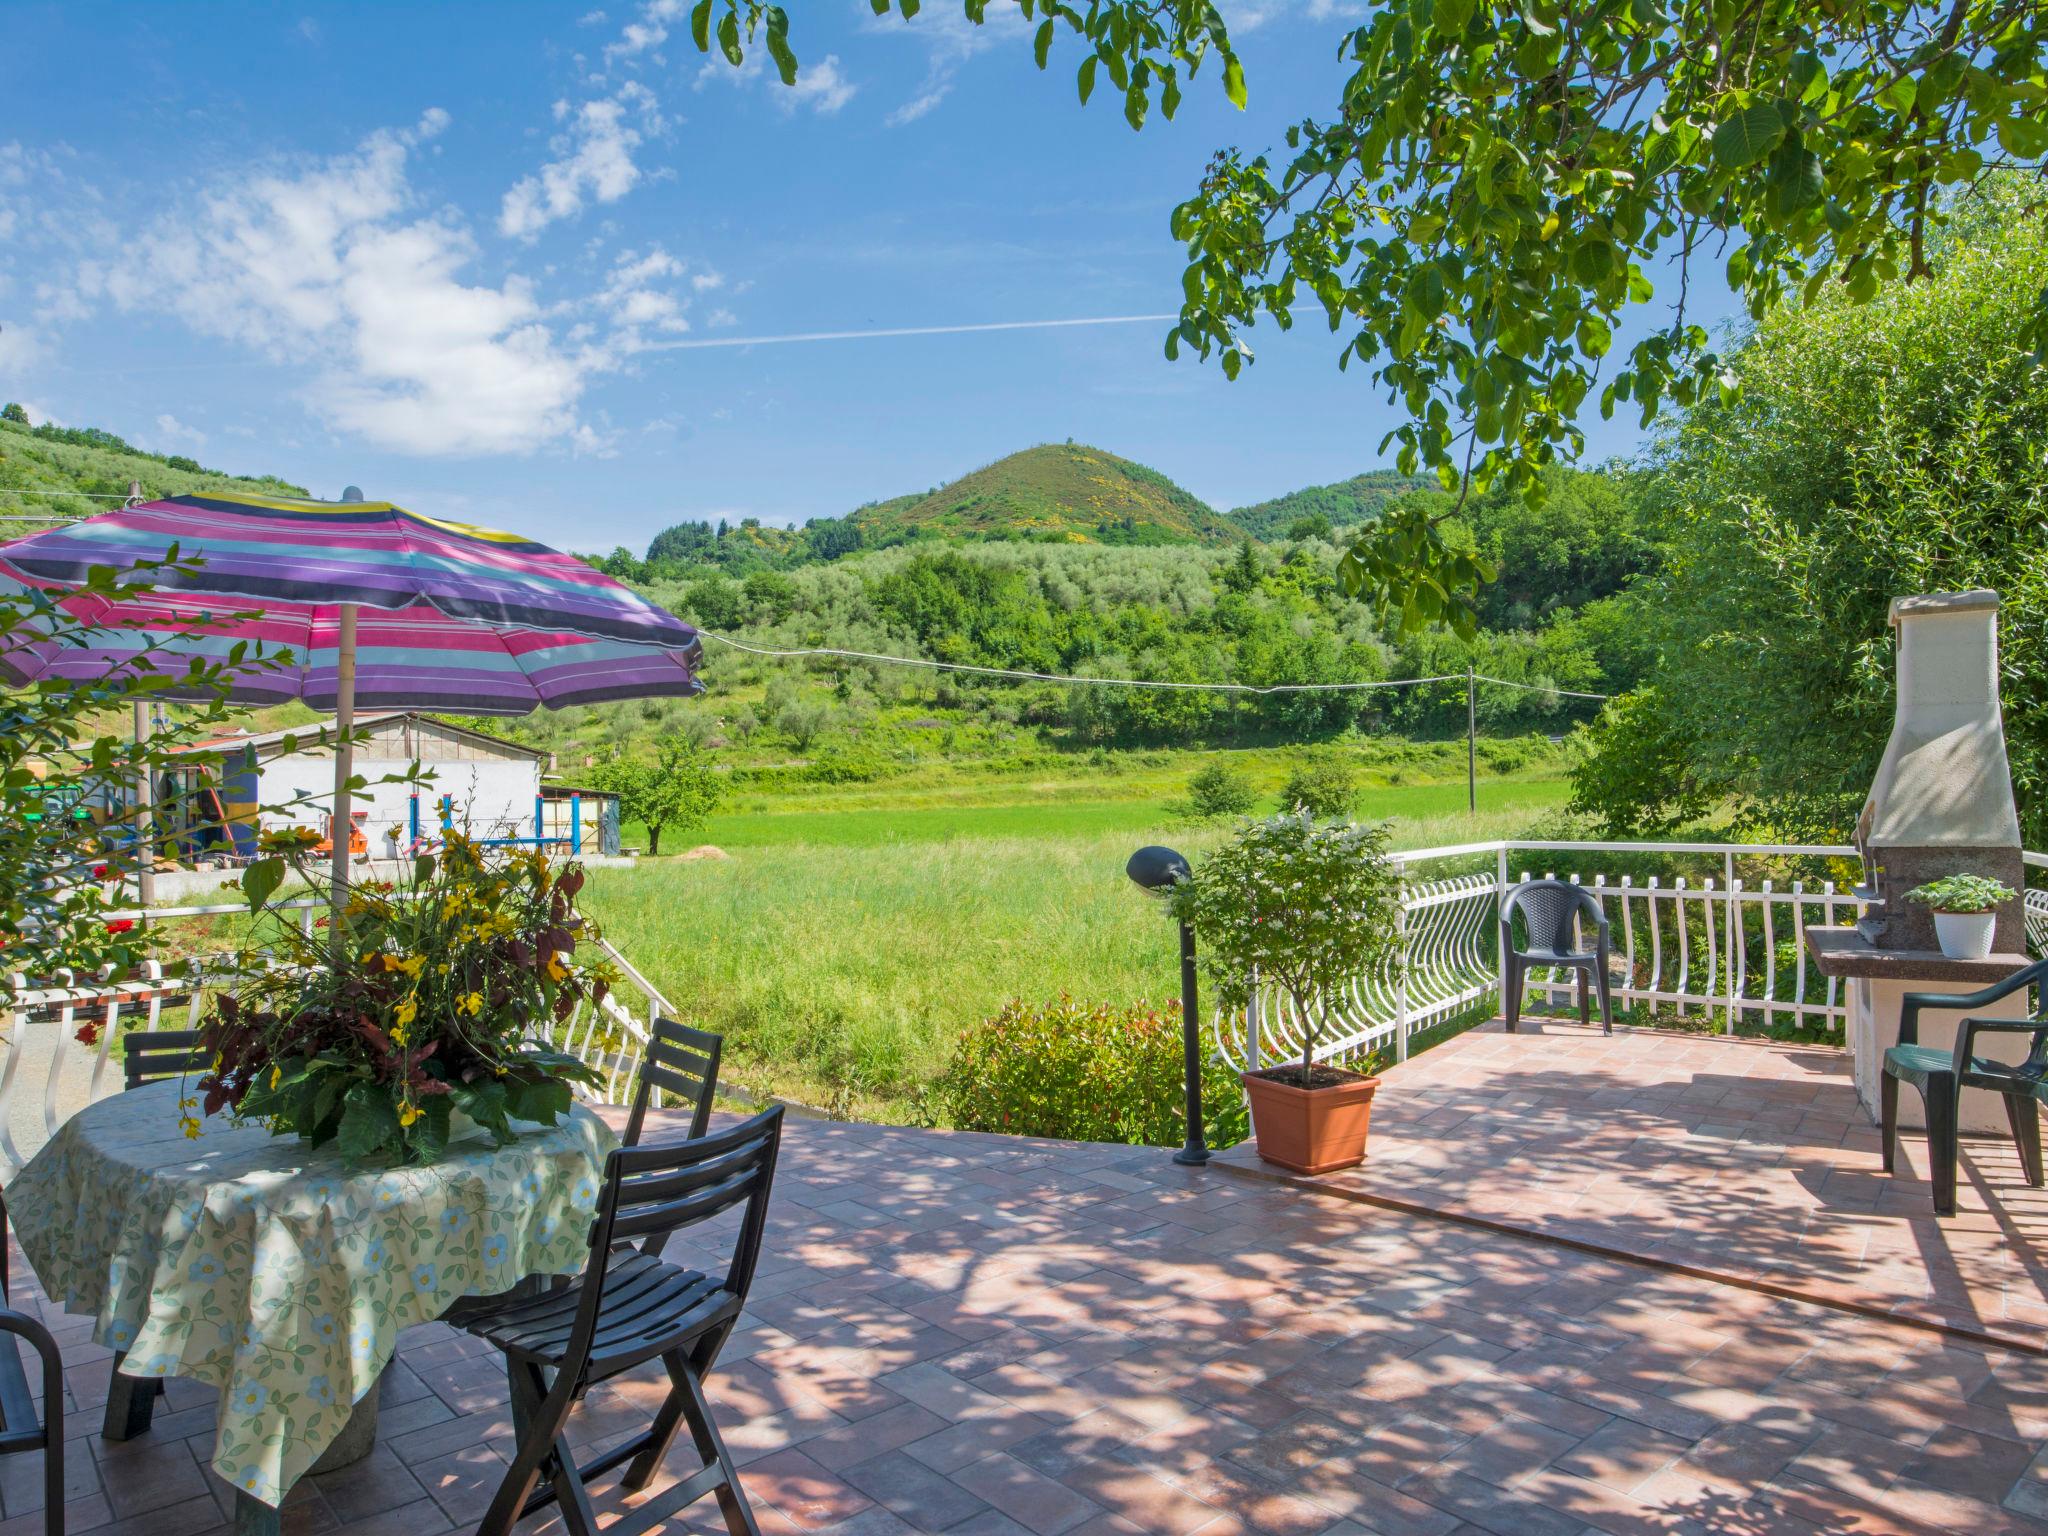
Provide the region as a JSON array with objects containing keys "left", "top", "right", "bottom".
[
  {"left": 8, "top": 1080, "right": 2048, "bottom": 1535},
  {"left": 1215, "top": 1020, "right": 2048, "bottom": 1353}
]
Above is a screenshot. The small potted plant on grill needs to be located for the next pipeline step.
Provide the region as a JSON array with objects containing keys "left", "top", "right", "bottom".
[
  {"left": 1905, "top": 873, "right": 2019, "bottom": 961},
  {"left": 1168, "top": 810, "right": 1403, "bottom": 1174}
]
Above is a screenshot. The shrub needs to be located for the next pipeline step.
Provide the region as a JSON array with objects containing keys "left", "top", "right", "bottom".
[
  {"left": 943, "top": 996, "right": 1245, "bottom": 1148},
  {"left": 1277, "top": 757, "right": 1357, "bottom": 819},
  {"left": 1181, "top": 761, "right": 1257, "bottom": 821}
]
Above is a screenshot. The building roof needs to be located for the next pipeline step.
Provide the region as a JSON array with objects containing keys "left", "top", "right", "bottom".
[{"left": 171, "top": 712, "right": 547, "bottom": 763}]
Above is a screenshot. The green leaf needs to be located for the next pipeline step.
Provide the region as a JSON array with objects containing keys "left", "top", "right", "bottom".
[
  {"left": 1712, "top": 102, "right": 1786, "bottom": 170},
  {"left": 337, "top": 1085, "right": 401, "bottom": 1165},
  {"left": 505, "top": 1076, "right": 573, "bottom": 1126},
  {"left": 1223, "top": 55, "right": 1246, "bottom": 110},
  {"left": 717, "top": 9, "right": 742, "bottom": 66},
  {"left": 241, "top": 857, "right": 284, "bottom": 914},
  {"left": 1033, "top": 18, "right": 1054, "bottom": 68},
  {"left": 1765, "top": 141, "right": 1823, "bottom": 215},
  {"left": 689, "top": 0, "right": 712, "bottom": 51},
  {"left": 1077, "top": 53, "right": 1098, "bottom": 105}
]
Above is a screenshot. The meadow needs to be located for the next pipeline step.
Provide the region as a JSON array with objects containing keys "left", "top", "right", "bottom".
[{"left": 581, "top": 755, "right": 1569, "bottom": 1121}]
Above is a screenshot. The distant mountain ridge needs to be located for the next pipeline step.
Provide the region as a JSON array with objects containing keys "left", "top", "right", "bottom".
[
  {"left": 849, "top": 442, "right": 1246, "bottom": 547},
  {"left": 1230, "top": 469, "right": 1425, "bottom": 539}
]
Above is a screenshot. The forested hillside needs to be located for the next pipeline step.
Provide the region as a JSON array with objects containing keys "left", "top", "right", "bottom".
[
  {"left": 0, "top": 412, "right": 309, "bottom": 530},
  {"left": 1231, "top": 470, "right": 1422, "bottom": 540}
]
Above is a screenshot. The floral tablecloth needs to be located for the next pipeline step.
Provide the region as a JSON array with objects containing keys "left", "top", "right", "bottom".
[{"left": 8, "top": 1080, "right": 617, "bottom": 1506}]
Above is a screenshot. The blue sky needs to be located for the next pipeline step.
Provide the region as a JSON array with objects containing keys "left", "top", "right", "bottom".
[{"left": 0, "top": 2, "right": 1738, "bottom": 553}]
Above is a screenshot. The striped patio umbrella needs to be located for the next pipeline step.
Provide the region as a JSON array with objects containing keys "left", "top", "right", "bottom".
[{"left": 0, "top": 490, "right": 704, "bottom": 908}]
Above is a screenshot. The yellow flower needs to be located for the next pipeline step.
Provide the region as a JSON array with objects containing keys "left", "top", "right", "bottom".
[
  {"left": 398, "top": 1103, "right": 421, "bottom": 1128},
  {"left": 395, "top": 997, "right": 418, "bottom": 1028},
  {"left": 179, "top": 1116, "right": 202, "bottom": 1140},
  {"left": 270, "top": 1065, "right": 281, "bottom": 1088},
  {"left": 460, "top": 991, "right": 484, "bottom": 1017},
  {"left": 545, "top": 956, "right": 568, "bottom": 983},
  {"left": 395, "top": 955, "right": 425, "bottom": 978}
]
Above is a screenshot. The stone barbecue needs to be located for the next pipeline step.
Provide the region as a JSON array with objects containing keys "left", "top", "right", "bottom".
[{"left": 1853, "top": 589, "right": 2024, "bottom": 951}]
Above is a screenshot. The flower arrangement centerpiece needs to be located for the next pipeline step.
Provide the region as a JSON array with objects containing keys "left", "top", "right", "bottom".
[{"left": 198, "top": 834, "right": 610, "bottom": 1165}]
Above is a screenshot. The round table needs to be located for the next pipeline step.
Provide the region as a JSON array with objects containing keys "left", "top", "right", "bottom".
[{"left": 7, "top": 1079, "right": 618, "bottom": 1514}]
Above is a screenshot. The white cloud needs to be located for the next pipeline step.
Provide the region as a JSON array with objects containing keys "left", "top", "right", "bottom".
[
  {"left": 863, "top": 6, "right": 1026, "bottom": 126},
  {"left": 695, "top": 43, "right": 857, "bottom": 116},
  {"left": 787, "top": 56, "right": 857, "bottom": 115},
  {"left": 152, "top": 413, "right": 207, "bottom": 450},
  {"left": 0, "top": 321, "right": 49, "bottom": 372},
  {"left": 498, "top": 84, "right": 661, "bottom": 239},
  {"left": 56, "top": 111, "right": 702, "bottom": 458}
]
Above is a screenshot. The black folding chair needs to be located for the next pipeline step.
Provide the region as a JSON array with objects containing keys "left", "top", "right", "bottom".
[
  {"left": 456, "top": 1106, "right": 785, "bottom": 1536},
  {"left": 623, "top": 1018, "right": 722, "bottom": 1147},
  {"left": 102, "top": 1026, "right": 211, "bottom": 1440},
  {"left": 1501, "top": 878, "right": 1615, "bottom": 1033},
  {"left": 0, "top": 1193, "right": 67, "bottom": 1536},
  {"left": 122, "top": 1028, "right": 210, "bottom": 1091}
]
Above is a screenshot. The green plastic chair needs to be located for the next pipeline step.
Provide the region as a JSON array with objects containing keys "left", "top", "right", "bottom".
[{"left": 1883, "top": 959, "right": 2048, "bottom": 1216}]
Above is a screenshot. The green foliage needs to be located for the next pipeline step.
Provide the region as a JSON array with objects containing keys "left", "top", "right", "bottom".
[
  {"left": 1231, "top": 470, "right": 1423, "bottom": 540},
  {"left": 1167, "top": 812, "right": 1404, "bottom": 1072},
  {"left": 851, "top": 443, "right": 1246, "bottom": 546},
  {"left": 1905, "top": 874, "right": 2017, "bottom": 914},
  {"left": 1181, "top": 761, "right": 1257, "bottom": 821},
  {"left": 0, "top": 415, "right": 309, "bottom": 533},
  {"left": 0, "top": 404, "right": 26, "bottom": 425},
  {"left": 205, "top": 838, "right": 606, "bottom": 1164},
  {"left": 591, "top": 739, "right": 724, "bottom": 855},
  {"left": 0, "top": 561, "right": 277, "bottom": 980},
  {"left": 1164, "top": 0, "right": 2048, "bottom": 626},
  {"left": 1277, "top": 757, "right": 1357, "bottom": 819},
  {"left": 942, "top": 996, "right": 1245, "bottom": 1148},
  {"left": 1574, "top": 188, "right": 2048, "bottom": 843}
]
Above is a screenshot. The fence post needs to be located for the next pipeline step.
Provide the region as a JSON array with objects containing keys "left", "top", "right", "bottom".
[
  {"left": 570, "top": 793, "right": 582, "bottom": 854},
  {"left": 1395, "top": 897, "right": 1411, "bottom": 1063},
  {"left": 1723, "top": 849, "right": 1738, "bottom": 1034}
]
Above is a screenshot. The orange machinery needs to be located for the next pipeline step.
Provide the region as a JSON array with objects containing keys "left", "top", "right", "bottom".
[{"left": 313, "top": 810, "right": 370, "bottom": 858}]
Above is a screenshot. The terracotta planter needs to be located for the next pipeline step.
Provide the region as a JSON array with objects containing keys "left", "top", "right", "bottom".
[{"left": 1242, "top": 1066, "right": 1380, "bottom": 1175}]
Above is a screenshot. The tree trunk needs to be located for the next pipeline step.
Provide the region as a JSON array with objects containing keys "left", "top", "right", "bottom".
[{"left": 647, "top": 824, "right": 662, "bottom": 855}]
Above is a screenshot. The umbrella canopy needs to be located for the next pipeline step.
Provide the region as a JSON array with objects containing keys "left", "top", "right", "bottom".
[
  {"left": 0, "top": 581, "right": 703, "bottom": 713},
  {"left": 0, "top": 490, "right": 705, "bottom": 913}
]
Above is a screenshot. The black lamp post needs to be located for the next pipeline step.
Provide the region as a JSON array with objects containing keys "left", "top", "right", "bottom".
[{"left": 1126, "top": 844, "right": 1209, "bottom": 1166}]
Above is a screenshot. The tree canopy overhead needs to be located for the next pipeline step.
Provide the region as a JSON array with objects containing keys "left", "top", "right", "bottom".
[{"left": 689, "top": 0, "right": 2048, "bottom": 634}]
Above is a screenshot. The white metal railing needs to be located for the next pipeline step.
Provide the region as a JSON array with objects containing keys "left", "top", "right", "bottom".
[
  {"left": 1212, "top": 837, "right": 2048, "bottom": 1072},
  {"left": 0, "top": 897, "right": 677, "bottom": 1175}
]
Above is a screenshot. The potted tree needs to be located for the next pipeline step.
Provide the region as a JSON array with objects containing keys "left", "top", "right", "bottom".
[
  {"left": 1169, "top": 810, "right": 1403, "bottom": 1174},
  {"left": 1905, "top": 874, "right": 2018, "bottom": 960}
]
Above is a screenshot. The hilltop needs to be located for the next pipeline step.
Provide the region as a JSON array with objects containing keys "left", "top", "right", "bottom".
[
  {"left": 849, "top": 443, "right": 1245, "bottom": 547},
  {"left": 1230, "top": 468, "right": 1424, "bottom": 540},
  {"left": 0, "top": 412, "right": 309, "bottom": 532}
]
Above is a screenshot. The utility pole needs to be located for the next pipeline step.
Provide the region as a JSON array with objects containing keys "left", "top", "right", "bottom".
[{"left": 1466, "top": 663, "right": 1478, "bottom": 815}]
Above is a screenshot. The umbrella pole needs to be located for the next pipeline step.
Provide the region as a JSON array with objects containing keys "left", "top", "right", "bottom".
[{"left": 329, "top": 603, "right": 358, "bottom": 944}]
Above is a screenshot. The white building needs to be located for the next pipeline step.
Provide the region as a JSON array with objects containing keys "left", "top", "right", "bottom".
[{"left": 164, "top": 713, "right": 553, "bottom": 861}]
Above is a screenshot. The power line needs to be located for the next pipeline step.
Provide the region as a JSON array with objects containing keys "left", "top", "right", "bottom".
[{"left": 700, "top": 632, "right": 1612, "bottom": 700}]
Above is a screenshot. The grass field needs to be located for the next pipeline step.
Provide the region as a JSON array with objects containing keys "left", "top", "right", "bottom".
[{"left": 583, "top": 764, "right": 1569, "bottom": 1121}]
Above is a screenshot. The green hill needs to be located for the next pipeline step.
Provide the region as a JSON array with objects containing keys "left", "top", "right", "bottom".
[
  {"left": 0, "top": 414, "right": 308, "bottom": 534},
  {"left": 1231, "top": 468, "right": 1424, "bottom": 540},
  {"left": 850, "top": 443, "right": 1246, "bottom": 546}
]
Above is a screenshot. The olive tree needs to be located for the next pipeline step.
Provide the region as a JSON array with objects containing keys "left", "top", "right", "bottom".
[{"left": 1167, "top": 811, "right": 1404, "bottom": 1082}]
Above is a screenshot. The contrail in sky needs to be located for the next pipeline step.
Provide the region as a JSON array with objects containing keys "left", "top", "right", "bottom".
[{"left": 644, "top": 313, "right": 1179, "bottom": 351}]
